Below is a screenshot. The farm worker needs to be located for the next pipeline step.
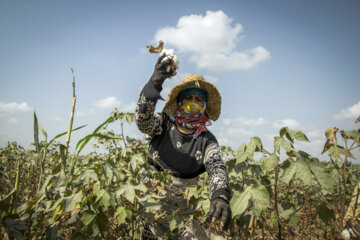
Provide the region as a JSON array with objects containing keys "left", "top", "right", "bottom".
[{"left": 135, "top": 54, "right": 232, "bottom": 239}]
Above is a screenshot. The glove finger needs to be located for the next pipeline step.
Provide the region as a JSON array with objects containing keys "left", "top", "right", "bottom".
[
  {"left": 207, "top": 202, "right": 215, "bottom": 219},
  {"left": 156, "top": 54, "right": 167, "bottom": 65},
  {"left": 212, "top": 204, "right": 222, "bottom": 220},
  {"left": 221, "top": 208, "right": 231, "bottom": 230},
  {"left": 158, "top": 58, "right": 171, "bottom": 70}
]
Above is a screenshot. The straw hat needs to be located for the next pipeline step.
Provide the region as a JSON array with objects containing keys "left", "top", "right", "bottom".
[{"left": 162, "top": 74, "right": 221, "bottom": 121}]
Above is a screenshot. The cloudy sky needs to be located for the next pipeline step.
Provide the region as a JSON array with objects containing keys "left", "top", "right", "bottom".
[{"left": 1, "top": 0, "right": 359, "bottom": 160}]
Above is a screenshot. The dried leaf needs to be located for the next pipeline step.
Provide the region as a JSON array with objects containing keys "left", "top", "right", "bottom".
[
  {"left": 147, "top": 40, "right": 164, "bottom": 53},
  {"left": 325, "top": 127, "right": 338, "bottom": 146},
  {"left": 355, "top": 115, "right": 360, "bottom": 123}
]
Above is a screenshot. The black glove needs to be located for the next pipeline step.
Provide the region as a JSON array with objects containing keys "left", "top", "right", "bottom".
[
  {"left": 150, "top": 54, "right": 175, "bottom": 88},
  {"left": 208, "top": 198, "right": 232, "bottom": 230}
]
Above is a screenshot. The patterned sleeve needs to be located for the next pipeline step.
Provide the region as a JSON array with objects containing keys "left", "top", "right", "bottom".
[
  {"left": 203, "top": 141, "right": 231, "bottom": 202},
  {"left": 135, "top": 79, "right": 164, "bottom": 137}
]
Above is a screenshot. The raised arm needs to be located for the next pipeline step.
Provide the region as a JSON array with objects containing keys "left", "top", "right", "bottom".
[{"left": 135, "top": 55, "right": 175, "bottom": 137}]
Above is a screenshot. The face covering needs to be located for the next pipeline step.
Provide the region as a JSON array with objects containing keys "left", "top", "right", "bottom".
[{"left": 174, "top": 102, "right": 212, "bottom": 139}]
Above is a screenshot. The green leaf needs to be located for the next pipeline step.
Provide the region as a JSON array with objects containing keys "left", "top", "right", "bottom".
[
  {"left": 102, "top": 162, "right": 114, "bottom": 182},
  {"left": 235, "top": 144, "right": 247, "bottom": 163},
  {"left": 80, "top": 210, "right": 96, "bottom": 226},
  {"left": 95, "top": 189, "right": 115, "bottom": 210},
  {"left": 341, "top": 130, "right": 360, "bottom": 143},
  {"left": 115, "top": 206, "right": 127, "bottom": 224},
  {"left": 116, "top": 180, "right": 148, "bottom": 203},
  {"left": 197, "top": 199, "right": 210, "bottom": 213},
  {"left": 47, "top": 198, "right": 64, "bottom": 212},
  {"left": 248, "top": 137, "right": 263, "bottom": 152},
  {"left": 64, "top": 191, "right": 83, "bottom": 212},
  {"left": 138, "top": 195, "right": 162, "bottom": 213},
  {"left": 125, "top": 113, "right": 134, "bottom": 124},
  {"left": 38, "top": 124, "right": 48, "bottom": 143},
  {"left": 279, "top": 127, "right": 309, "bottom": 143},
  {"left": 281, "top": 158, "right": 313, "bottom": 186},
  {"left": 34, "top": 110, "right": 40, "bottom": 152},
  {"left": 261, "top": 154, "right": 279, "bottom": 173},
  {"left": 169, "top": 215, "right": 184, "bottom": 232},
  {"left": 81, "top": 170, "right": 99, "bottom": 185},
  {"left": 230, "top": 184, "right": 270, "bottom": 217},
  {"left": 47, "top": 125, "right": 87, "bottom": 149},
  {"left": 129, "top": 153, "right": 145, "bottom": 171},
  {"left": 328, "top": 145, "right": 354, "bottom": 160},
  {"left": 308, "top": 158, "right": 335, "bottom": 193},
  {"left": 280, "top": 127, "right": 294, "bottom": 143},
  {"left": 75, "top": 114, "right": 116, "bottom": 154},
  {"left": 95, "top": 211, "right": 108, "bottom": 234},
  {"left": 288, "top": 215, "right": 300, "bottom": 226},
  {"left": 274, "top": 137, "right": 293, "bottom": 153},
  {"left": 316, "top": 203, "right": 335, "bottom": 224},
  {"left": 289, "top": 129, "right": 309, "bottom": 142},
  {"left": 235, "top": 137, "right": 263, "bottom": 163}
]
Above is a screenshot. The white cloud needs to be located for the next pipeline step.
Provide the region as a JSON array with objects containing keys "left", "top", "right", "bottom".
[
  {"left": 333, "top": 101, "right": 360, "bottom": 120},
  {"left": 54, "top": 116, "right": 64, "bottom": 123},
  {"left": 273, "top": 119, "right": 301, "bottom": 129},
  {"left": 204, "top": 75, "right": 219, "bottom": 83},
  {"left": 295, "top": 140, "right": 324, "bottom": 159},
  {"left": 76, "top": 108, "right": 96, "bottom": 117},
  {"left": 94, "top": 96, "right": 136, "bottom": 113},
  {"left": 223, "top": 117, "right": 269, "bottom": 127},
  {"left": 154, "top": 10, "right": 270, "bottom": 71},
  {"left": 119, "top": 102, "right": 137, "bottom": 113},
  {"left": 190, "top": 46, "right": 270, "bottom": 70},
  {"left": 0, "top": 101, "right": 31, "bottom": 116},
  {"left": 6, "top": 117, "right": 19, "bottom": 124},
  {"left": 306, "top": 129, "right": 322, "bottom": 139},
  {"left": 94, "top": 96, "right": 121, "bottom": 109},
  {"left": 216, "top": 124, "right": 254, "bottom": 148}
]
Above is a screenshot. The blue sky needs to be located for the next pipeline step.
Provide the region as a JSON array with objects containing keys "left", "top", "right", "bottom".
[{"left": 1, "top": 0, "right": 359, "bottom": 160}]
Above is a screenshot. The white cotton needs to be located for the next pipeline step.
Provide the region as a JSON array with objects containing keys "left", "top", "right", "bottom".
[
  {"left": 160, "top": 48, "right": 179, "bottom": 72},
  {"left": 342, "top": 229, "right": 351, "bottom": 240}
]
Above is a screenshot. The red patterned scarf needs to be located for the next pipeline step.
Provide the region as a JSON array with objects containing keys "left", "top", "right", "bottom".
[{"left": 174, "top": 103, "right": 212, "bottom": 139}]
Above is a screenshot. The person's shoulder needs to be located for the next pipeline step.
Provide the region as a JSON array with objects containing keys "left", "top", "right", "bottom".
[{"left": 202, "top": 129, "right": 218, "bottom": 143}]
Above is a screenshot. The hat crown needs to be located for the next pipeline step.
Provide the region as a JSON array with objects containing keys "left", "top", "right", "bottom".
[{"left": 182, "top": 74, "right": 205, "bottom": 83}]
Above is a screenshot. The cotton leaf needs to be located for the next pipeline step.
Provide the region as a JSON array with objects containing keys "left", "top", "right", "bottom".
[
  {"left": 63, "top": 191, "right": 83, "bottom": 212},
  {"left": 261, "top": 154, "right": 279, "bottom": 174},
  {"left": 308, "top": 158, "right": 335, "bottom": 193},
  {"left": 115, "top": 206, "right": 127, "bottom": 224},
  {"left": 230, "top": 184, "right": 270, "bottom": 217},
  {"left": 280, "top": 158, "right": 313, "bottom": 186}
]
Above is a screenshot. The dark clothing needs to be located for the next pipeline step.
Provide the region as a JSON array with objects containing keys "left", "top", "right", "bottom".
[{"left": 135, "top": 78, "right": 231, "bottom": 202}]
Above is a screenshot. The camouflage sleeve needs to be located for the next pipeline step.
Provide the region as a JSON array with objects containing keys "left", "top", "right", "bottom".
[
  {"left": 135, "top": 80, "right": 164, "bottom": 137},
  {"left": 203, "top": 141, "right": 231, "bottom": 202}
]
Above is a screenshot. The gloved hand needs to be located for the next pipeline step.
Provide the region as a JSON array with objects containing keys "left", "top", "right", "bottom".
[
  {"left": 208, "top": 198, "right": 232, "bottom": 230},
  {"left": 150, "top": 54, "right": 176, "bottom": 87}
]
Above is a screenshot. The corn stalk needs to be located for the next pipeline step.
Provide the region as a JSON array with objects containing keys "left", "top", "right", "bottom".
[{"left": 65, "top": 68, "right": 77, "bottom": 159}]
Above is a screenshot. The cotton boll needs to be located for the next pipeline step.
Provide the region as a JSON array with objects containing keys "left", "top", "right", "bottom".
[
  {"left": 160, "top": 48, "right": 179, "bottom": 72},
  {"left": 342, "top": 229, "right": 350, "bottom": 240}
]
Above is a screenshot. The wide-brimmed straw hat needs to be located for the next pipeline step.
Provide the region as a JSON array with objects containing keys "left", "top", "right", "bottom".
[{"left": 162, "top": 74, "right": 221, "bottom": 121}]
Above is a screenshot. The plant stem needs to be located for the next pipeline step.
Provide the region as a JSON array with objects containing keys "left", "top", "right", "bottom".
[
  {"left": 120, "top": 122, "right": 127, "bottom": 148},
  {"left": 341, "top": 138, "right": 349, "bottom": 226},
  {"left": 11, "top": 159, "right": 22, "bottom": 214},
  {"left": 37, "top": 150, "right": 46, "bottom": 191},
  {"left": 274, "top": 166, "right": 282, "bottom": 240},
  {"left": 65, "top": 68, "right": 77, "bottom": 159}
]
